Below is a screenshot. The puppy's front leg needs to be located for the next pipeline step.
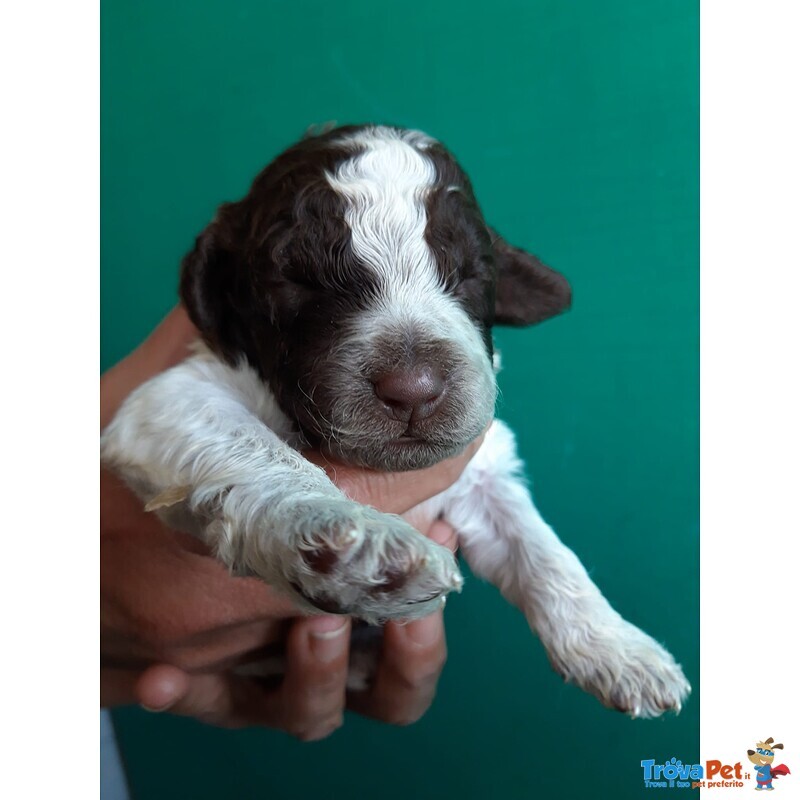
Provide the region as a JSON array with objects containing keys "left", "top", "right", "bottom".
[
  {"left": 101, "top": 351, "right": 461, "bottom": 623},
  {"left": 439, "top": 421, "right": 691, "bottom": 718}
]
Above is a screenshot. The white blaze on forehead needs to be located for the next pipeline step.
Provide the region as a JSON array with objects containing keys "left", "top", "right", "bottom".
[
  {"left": 326, "top": 127, "right": 489, "bottom": 369},
  {"left": 326, "top": 127, "right": 440, "bottom": 295}
]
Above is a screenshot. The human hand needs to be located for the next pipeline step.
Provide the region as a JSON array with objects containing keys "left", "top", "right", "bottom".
[
  {"left": 101, "top": 465, "right": 463, "bottom": 737},
  {"left": 101, "top": 306, "right": 484, "bottom": 737}
]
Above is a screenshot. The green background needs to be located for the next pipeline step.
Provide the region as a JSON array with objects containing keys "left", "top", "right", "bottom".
[{"left": 102, "top": 0, "right": 698, "bottom": 797}]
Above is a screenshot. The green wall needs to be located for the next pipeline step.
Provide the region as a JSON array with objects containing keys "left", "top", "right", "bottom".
[{"left": 103, "top": 1, "right": 698, "bottom": 797}]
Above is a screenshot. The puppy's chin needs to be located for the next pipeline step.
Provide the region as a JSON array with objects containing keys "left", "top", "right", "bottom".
[{"left": 323, "top": 437, "right": 469, "bottom": 472}]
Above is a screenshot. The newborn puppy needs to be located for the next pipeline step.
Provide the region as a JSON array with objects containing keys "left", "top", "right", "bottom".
[{"left": 101, "top": 124, "right": 690, "bottom": 717}]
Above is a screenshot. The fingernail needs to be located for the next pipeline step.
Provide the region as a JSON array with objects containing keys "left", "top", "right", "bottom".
[
  {"left": 406, "top": 612, "right": 442, "bottom": 648},
  {"left": 308, "top": 616, "right": 348, "bottom": 662}
]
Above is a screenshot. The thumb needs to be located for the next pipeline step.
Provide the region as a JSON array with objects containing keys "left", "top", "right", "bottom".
[
  {"left": 135, "top": 664, "right": 190, "bottom": 713},
  {"left": 135, "top": 664, "right": 266, "bottom": 729}
]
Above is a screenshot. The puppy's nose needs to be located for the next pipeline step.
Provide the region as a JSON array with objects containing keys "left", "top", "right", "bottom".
[{"left": 373, "top": 367, "right": 445, "bottom": 421}]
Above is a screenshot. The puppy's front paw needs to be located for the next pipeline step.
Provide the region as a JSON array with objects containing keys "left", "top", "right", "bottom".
[
  {"left": 549, "top": 617, "right": 691, "bottom": 719},
  {"left": 268, "top": 499, "right": 463, "bottom": 623}
]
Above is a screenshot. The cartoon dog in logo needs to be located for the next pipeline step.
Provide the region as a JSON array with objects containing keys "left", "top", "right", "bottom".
[{"left": 747, "top": 738, "right": 791, "bottom": 791}]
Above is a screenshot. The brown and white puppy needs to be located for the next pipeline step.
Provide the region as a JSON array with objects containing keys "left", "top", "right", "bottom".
[{"left": 101, "top": 124, "right": 690, "bottom": 717}]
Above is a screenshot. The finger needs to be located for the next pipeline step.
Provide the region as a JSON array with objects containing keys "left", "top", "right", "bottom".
[
  {"left": 136, "top": 616, "right": 351, "bottom": 734},
  {"left": 137, "top": 664, "right": 264, "bottom": 725},
  {"left": 400, "top": 512, "right": 458, "bottom": 552},
  {"left": 277, "top": 615, "right": 351, "bottom": 741},
  {"left": 136, "top": 664, "right": 190, "bottom": 712},
  {"left": 348, "top": 610, "right": 446, "bottom": 726},
  {"left": 424, "top": 520, "right": 458, "bottom": 553},
  {"left": 135, "top": 664, "right": 274, "bottom": 729}
]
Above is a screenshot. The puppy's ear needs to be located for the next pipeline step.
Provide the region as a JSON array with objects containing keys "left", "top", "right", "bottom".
[
  {"left": 179, "top": 215, "right": 248, "bottom": 362},
  {"left": 491, "top": 230, "right": 571, "bottom": 326}
]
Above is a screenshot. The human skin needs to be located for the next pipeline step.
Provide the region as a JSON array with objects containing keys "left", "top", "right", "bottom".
[{"left": 101, "top": 306, "right": 483, "bottom": 739}]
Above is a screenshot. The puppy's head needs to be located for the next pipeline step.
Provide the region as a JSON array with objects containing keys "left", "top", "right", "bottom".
[{"left": 181, "top": 125, "right": 571, "bottom": 470}]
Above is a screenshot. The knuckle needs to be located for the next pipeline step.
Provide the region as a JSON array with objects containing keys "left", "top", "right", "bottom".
[
  {"left": 393, "top": 656, "right": 446, "bottom": 693},
  {"left": 284, "top": 678, "right": 346, "bottom": 737},
  {"left": 303, "top": 663, "right": 348, "bottom": 694},
  {"left": 392, "top": 671, "right": 427, "bottom": 693}
]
